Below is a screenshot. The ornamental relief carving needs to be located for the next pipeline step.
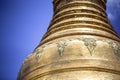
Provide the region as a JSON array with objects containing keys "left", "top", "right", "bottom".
[
  {"left": 35, "top": 45, "right": 46, "bottom": 63},
  {"left": 82, "top": 38, "right": 97, "bottom": 55},
  {"left": 35, "top": 38, "right": 120, "bottom": 63},
  {"left": 108, "top": 42, "right": 120, "bottom": 59},
  {"left": 56, "top": 40, "right": 68, "bottom": 56}
]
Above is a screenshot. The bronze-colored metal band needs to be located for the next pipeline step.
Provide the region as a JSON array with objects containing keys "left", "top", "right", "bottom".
[
  {"left": 55, "top": 0, "right": 106, "bottom": 11},
  {"left": 44, "top": 25, "right": 118, "bottom": 40},
  {"left": 53, "top": 9, "right": 106, "bottom": 21},
  {"left": 49, "top": 14, "right": 109, "bottom": 28},
  {"left": 29, "top": 67, "right": 120, "bottom": 80},
  {"left": 21, "top": 59, "right": 120, "bottom": 80},
  {"left": 48, "top": 21, "right": 112, "bottom": 34},
  {"left": 47, "top": 9, "right": 107, "bottom": 29},
  {"left": 48, "top": 20, "right": 113, "bottom": 34},
  {"left": 53, "top": 0, "right": 106, "bottom": 10},
  {"left": 53, "top": 0, "right": 107, "bottom": 4},
  {"left": 22, "top": 58, "right": 120, "bottom": 80},
  {"left": 54, "top": 2, "right": 106, "bottom": 18}
]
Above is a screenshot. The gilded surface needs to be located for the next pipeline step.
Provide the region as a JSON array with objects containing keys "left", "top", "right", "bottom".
[
  {"left": 54, "top": 2, "right": 106, "bottom": 14},
  {"left": 36, "top": 71, "right": 120, "bottom": 80},
  {"left": 55, "top": 0, "right": 106, "bottom": 11},
  {"left": 18, "top": 37, "right": 120, "bottom": 80},
  {"left": 50, "top": 14, "right": 109, "bottom": 27},
  {"left": 18, "top": 0, "right": 120, "bottom": 80},
  {"left": 53, "top": 0, "right": 106, "bottom": 9}
]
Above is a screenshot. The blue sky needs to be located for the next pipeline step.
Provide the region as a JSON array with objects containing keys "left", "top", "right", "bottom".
[{"left": 0, "top": 0, "right": 120, "bottom": 80}]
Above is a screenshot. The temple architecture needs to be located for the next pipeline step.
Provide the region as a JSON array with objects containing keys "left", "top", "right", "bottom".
[{"left": 18, "top": 0, "right": 120, "bottom": 80}]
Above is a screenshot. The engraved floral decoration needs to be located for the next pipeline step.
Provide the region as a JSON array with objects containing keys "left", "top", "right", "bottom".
[
  {"left": 57, "top": 40, "right": 67, "bottom": 56},
  {"left": 35, "top": 45, "right": 45, "bottom": 63},
  {"left": 82, "top": 38, "right": 97, "bottom": 55},
  {"left": 109, "top": 42, "right": 120, "bottom": 59}
]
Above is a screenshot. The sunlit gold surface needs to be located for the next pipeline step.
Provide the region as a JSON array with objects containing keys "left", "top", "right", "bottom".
[{"left": 18, "top": 0, "right": 120, "bottom": 80}]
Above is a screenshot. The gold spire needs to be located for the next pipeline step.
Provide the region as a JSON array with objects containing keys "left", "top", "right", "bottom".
[
  {"left": 40, "top": 0, "right": 120, "bottom": 46},
  {"left": 18, "top": 0, "right": 120, "bottom": 80}
]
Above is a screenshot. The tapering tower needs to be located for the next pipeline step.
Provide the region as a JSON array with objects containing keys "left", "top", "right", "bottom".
[{"left": 18, "top": 0, "right": 120, "bottom": 80}]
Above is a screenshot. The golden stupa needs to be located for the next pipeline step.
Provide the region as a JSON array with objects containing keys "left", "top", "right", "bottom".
[{"left": 18, "top": 0, "right": 120, "bottom": 80}]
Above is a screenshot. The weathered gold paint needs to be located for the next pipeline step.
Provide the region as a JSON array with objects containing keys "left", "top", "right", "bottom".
[{"left": 17, "top": 0, "right": 120, "bottom": 80}]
